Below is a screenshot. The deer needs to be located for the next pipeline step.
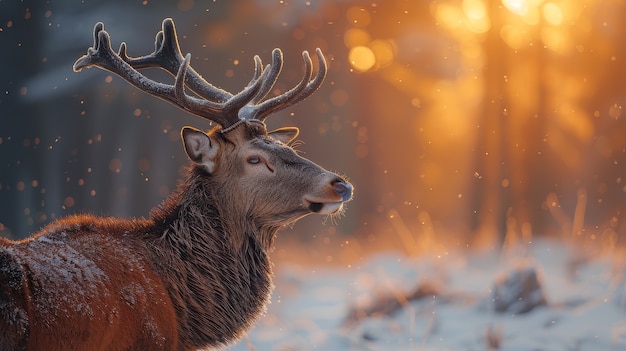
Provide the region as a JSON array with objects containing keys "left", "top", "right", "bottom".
[{"left": 0, "top": 18, "right": 353, "bottom": 351}]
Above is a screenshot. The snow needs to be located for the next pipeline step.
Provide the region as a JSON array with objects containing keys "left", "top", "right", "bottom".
[
  {"left": 228, "top": 239, "right": 626, "bottom": 350},
  {"left": 8, "top": 236, "right": 111, "bottom": 322}
]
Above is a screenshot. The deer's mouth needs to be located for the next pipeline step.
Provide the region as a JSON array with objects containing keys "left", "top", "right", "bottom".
[
  {"left": 304, "top": 179, "right": 352, "bottom": 215},
  {"left": 304, "top": 198, "right": 344, "bottom": 215}
]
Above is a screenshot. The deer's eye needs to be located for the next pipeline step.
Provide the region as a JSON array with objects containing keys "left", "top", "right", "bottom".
[{"left": 247, "top": 156, "right": 261, "bottom": 165}]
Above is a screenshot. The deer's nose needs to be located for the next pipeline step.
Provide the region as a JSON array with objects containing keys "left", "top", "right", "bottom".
[{"left": 332, "top": 179, "right": 353, "bottom": 202}]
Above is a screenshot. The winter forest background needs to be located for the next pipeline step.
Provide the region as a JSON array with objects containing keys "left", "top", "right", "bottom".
[
  {"left": 3, "top": 0, "right": 626, "bottom": 255},
  {"left": 2, "top": 1, "right": 626, "bottom": 349}
]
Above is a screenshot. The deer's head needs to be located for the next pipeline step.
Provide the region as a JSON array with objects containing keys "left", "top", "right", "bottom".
[{"left": 73, "top": 18, "right": 352, "bottom": 230}]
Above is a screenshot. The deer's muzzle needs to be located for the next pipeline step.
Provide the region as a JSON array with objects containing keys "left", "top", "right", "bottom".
[{"left": 304, "top": 177, "right": 353, "bottom": 215}]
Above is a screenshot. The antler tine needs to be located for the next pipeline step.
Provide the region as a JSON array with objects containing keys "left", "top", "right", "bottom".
[
  {"left": 73, "top": 22, "right": 104, "bottom": 71},
  {"left": 245, "top": 50, "right": 311, "bottom": 121},
  {"left": 73, "top": 22, "right": 258, "bottom": 128},
  {"left": 289, "top": 48, "right": 327, "bottom": 105},
  {"left": 248, "top": 48, "right": 326, "bottom": 121},
  {"left": 252, "top": 55, "right": 264, "bottom": 80},
  {"left": 220, "top": 61, "right": 275, "bottom": 120},
  {"left": 118, "top": 18, "right": 232, "bottom": 103},
  {"left": 250, "top": 49, "right": 284, "bottom": 105}
]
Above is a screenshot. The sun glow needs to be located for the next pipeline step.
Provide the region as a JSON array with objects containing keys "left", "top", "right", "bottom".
[
  {"left": 349, "top": 46, "right": 376, "bottom": 72},
  {"left": 502, "top": 0, "right": 543, "bottom": 25},
  {"left": 462, "top": 0, "right": 490, "bottom": 33},
  {"left": 502, "top": 0, "right": 530, "bottom": 16},
  {"left": 543, "top": 2, "right": 563, "bottom": 26},
  {"left": 344, "top": 7, "right": 396, "bottom": 73}
]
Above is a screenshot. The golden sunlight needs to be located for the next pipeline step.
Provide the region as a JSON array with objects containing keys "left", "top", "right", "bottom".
[
  {"left": 434, "top": 3, "right": 465, "bottom": 32},
  {"left": 502, "top": 0, "right": 529, "bottom": 16},
  {"left": 500, "top": 24, "right": 529, "bottom": 50},
  {"left": 462, "top": 0, "right": 490, "bottom": 33},
  {"left": 542, "top": 2, "right": 563, "bottom": 26},
  {"left": 502, "top": 0, "right": 542, "bottom": 25},
  {"left": 349, "top": 45, "right": 376, "bottom": 72},
  {"left": 344, "top": 28, "right": 371, "bottom": 48},
  {"left": 346, "top": 6, "right": 371, "bottom": 27},
  {"left": 368, "top": 40, "right": 395, "bottom": 68}
]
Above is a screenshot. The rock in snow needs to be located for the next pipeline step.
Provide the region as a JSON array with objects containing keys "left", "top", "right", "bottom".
[{"left": 491, "top": 260, "right": 548, "bottom": 314}]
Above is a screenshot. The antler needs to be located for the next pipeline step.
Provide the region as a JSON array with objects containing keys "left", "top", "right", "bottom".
[{"left": 73, "top": 18, "right": 327, "bottom": 131}]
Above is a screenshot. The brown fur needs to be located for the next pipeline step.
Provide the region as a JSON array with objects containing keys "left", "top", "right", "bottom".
[{"left": 0, "top": 122, "right": 352, "bottom": 350}]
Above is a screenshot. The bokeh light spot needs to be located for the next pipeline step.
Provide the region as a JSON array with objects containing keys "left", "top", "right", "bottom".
[
  {"left": 369, "top": 40, "right": 396, "bottom": 68},
  {"left": 543, "top": 2, "right": 563, "bottom": 26},
  {"left": 344, "top": 28, "right": 370, "bottom": 48},
  {"left": 349, "top": 46, "right": 376, "bottom": 72}
]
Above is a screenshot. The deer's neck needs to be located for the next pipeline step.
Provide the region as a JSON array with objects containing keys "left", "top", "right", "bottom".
[{"left": 148, "top": 169, "right": 275, "bottom": 348}]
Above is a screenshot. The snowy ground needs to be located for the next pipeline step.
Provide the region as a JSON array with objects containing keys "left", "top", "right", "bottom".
[{"left": 228, "top": 239, "right": 626, "bottom": 350}]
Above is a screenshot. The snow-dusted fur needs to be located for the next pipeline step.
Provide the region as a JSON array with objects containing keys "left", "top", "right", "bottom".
[{"left": 0, "top": 122, "right": 352, "bottom": 351}]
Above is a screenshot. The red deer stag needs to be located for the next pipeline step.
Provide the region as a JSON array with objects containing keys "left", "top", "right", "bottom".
[{"left": 0, "top": 18, "right": 352, "bottom": 351}]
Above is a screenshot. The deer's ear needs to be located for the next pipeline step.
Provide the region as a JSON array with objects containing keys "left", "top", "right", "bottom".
[
  {"left": 269, "top": 127, "right": 299, "bottom": 145},
  {"left": 181, "top": 127, "right": 219, "bottom": 173}
]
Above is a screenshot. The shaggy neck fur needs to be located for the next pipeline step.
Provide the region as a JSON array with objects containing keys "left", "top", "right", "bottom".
[{"left": 148, "top": 166, "right": 275, "bottom": 348}]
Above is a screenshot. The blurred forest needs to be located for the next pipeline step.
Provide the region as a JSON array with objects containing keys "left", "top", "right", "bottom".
[{"left": 2, "top": 0, "right": 626, "bottom": 260}]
